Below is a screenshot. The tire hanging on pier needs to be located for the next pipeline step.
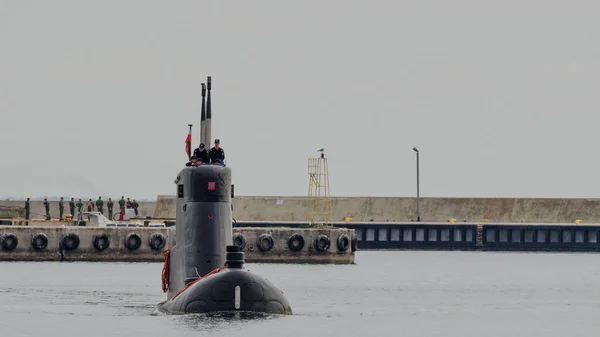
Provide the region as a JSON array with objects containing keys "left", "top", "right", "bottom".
[
  {"left": 149, "top": 233, "right": 166, "bottom": 251},
  {"left": 314, "top": 234, "right": 330, "bottom": 252},
  {"left": 124, "top": 233, "right": 142, "bottom": 251},
  {"left": 232, "top": 232, "right": 246, "bottom": 250},
  {"left": 31, "top": 233, "right": 48, "bottom": 250},
  {"left": 256, "top": 233, "right": 274, "bottom": 252},
  {"left": 93, "top": 233, "right": 110, "bottom": 251},
  {"left": 61, "top": 233, "right": 80, "bottom": 251},
  {"left": 351, "top": 233, "right": 358, "bottom": 252},
  {"left": 287, "top": 233, "right": 305, "bottom": 252},
  {"left": 1, "top": 233, "right": 18, "bottom": 251},
  {"left": 336, "top": 234, "right": 350, "bottom": 252}
]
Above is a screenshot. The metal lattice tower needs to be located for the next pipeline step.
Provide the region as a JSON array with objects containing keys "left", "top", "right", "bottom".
[{"left": 307, "top": 150, "right": 332, "bottom": 226}]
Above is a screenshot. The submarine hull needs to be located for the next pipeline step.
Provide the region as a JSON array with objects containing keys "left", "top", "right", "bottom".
[{"left": 160, "top": 268, "right": 292, "bottom": 315}]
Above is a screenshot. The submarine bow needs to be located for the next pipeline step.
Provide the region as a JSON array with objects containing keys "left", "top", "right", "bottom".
[{"left": 161, "top": 244, "right": 292, "bottom": 314}]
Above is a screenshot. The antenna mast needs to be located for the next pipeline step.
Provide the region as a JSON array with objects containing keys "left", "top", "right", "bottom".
[
  {"left": 205, "top": 76, "right": 212, "bottom": 147},
  {"left": 200, "top": 83, "right": 206, "bottom": 146}
]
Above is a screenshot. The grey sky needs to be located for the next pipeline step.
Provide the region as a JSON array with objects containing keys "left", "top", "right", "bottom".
[{"left": 1, "top": 0, "right": 599, "bottom": 199}]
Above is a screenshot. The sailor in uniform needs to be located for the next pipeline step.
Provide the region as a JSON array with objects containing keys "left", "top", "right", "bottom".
[
  {"left": 209, "top": 139, "right": 225, "bottom": 165},
  {"left": 193, "top": 143, "right": 210, "bottom": 164}
]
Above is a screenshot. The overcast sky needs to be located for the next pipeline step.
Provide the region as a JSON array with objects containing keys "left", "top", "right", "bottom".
[{"left": 1, "top": 0, "right": 599, "bottom": 200}]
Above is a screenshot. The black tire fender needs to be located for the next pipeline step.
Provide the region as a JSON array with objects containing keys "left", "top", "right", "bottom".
[
  {"left": 61, "top": 233, "right": 80, "bottom": 251},
  {"left": 93, "top": 233, "right": 110, "bottom": 251},
  {"left": 31, "top": 233, "right": 48, "bottom": 250},
  {"left": 287, "top": 233, "right": 305, "bottom": 252},
  {"left": 336, "top": 234, "right": 350, "bottom": 252},
  {"left": 256, "top": 233, "right": 274, "bottom": 252},
  {"left": 233, "top": 232, "right": 246, "bottom": 250},
  {"left": 314, "top": 234, "right": 330, "bottom": 252},
  {"left": 148, "top": 233, "right": 166, "bottom": 251},
  {"left": 351, "top": 233, "right": 358, "bottom": 252},
  {"left": 124, "top": 233, "right": 142, "bottom": 251},
  {"left": 1, "top": 233, "right": 18, "bottom": 251}
]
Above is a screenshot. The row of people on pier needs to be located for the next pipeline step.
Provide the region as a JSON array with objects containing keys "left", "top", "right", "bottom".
[
  {"left": 26, "top": 196, "right": 139, "bottom": 221},
  {"left": 186, "top": 139, "right": 225, "bottom": 166}
]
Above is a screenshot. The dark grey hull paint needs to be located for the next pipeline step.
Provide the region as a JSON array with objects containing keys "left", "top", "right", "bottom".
[
  {"left": 159, "top": 269, "right": 292, "bottom": 315},
  {"left": 161, "top": 165, "right": 292, "bottom": 315}
]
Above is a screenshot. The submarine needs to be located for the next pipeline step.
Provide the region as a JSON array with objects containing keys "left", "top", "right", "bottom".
[{"left": 158, "top": 77, "right": 292, "bottom": 315}]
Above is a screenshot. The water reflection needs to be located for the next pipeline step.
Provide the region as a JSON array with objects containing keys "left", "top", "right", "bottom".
[{"left": 175, "top": 311, "right": 279, "bottom": 331}]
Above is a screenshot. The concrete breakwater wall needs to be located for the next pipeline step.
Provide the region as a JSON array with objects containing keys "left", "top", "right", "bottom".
[
  {"left": 153, "top": 195, "right": 600, "bottom": 223},
  {"left": 0, "top": 226, "right": 355, "bottom": 264},
  {"left": 7, "top": 196, "right": 600, "bottom": 224}
]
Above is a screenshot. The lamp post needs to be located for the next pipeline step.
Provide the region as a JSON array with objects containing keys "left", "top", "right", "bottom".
[{"left": 412, "top": 147, "right": 420, "bottom": 222}]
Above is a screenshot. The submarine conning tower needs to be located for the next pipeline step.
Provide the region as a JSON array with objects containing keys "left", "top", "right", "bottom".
[{"left": 167, "top": 164, "right": 233, "bottom": 299}]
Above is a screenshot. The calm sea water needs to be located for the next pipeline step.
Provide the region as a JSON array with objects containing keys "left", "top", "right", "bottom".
[{"left": 1, "top": 251, "right": 600, "bottom": 337}]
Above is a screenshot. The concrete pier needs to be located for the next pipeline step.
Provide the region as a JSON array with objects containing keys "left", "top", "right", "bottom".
[
  {"left": 230, "top": 227, "right": 356, "bottom": 264},
  {"left": 0, "top": 226, "right": 170, "bottom": 262},
  {"left": 0, "top": 226, "right": 355, "bottom": 264}
]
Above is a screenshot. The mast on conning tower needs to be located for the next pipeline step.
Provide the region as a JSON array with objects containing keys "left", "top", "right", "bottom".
[
  {"left": 200, "top": 83, "right": 207, "bottom": 147},
  {"left": 206, "top": 76, "right": 212, "bottom": 148}
]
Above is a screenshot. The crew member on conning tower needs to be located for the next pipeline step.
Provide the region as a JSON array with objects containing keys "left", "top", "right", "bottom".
[
  {"left": 185, "top": 156, "right": 198, "bottom": 167},
  {"left": 209, "top": 139, "right": 225, "bottom": 164},
  {"left": 193, "top": 143, "right": 209, "bottom": 164}
]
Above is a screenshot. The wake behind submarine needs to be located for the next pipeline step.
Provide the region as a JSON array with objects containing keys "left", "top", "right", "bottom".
[{"left": 158, "top": 77, "right": 292, "bottom": 315}]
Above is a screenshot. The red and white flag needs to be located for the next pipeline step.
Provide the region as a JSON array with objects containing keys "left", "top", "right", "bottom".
[{"left": 185, "top": 125, "right": 192, "bottom": 159}]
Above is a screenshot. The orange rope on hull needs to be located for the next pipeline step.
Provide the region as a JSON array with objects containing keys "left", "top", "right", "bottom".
[
  {"left": 161, "top": 247, "right": 226, "bottom": 299},
  {"left": 161, "top": 249, "right": 171, "bottom": 293},
  {"left": 171, "top": 266, "right": 227, "bottom": 300}
]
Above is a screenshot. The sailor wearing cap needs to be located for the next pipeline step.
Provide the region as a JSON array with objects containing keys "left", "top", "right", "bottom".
[
  {"left": 186, "top": 156, "right": 198, "bottom": 167},
  {"left": 193, "top": 143, "right": 209, "bottom": 164},
  {"left": 209, "top": 139, "right": 225, "bottom": 165}
]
